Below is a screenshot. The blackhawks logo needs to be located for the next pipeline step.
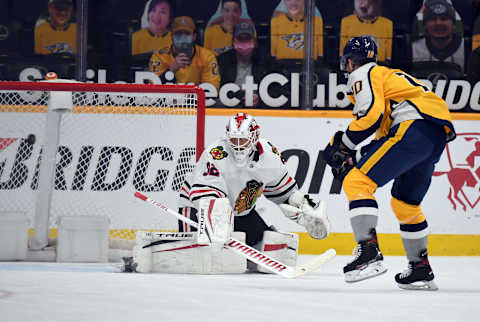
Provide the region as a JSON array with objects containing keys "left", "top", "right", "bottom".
[
  {"left": 210, "top": 146, "right": 228, "bottom": 160},
  {"left": 268, "top": 141, "right": 279, "bottom": 155},
  {"left": 234, "top": 180, "right": 263, "bottom": 214}
]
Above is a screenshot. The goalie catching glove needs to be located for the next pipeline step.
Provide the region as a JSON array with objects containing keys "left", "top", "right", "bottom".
[{"left": 279, "top": 191, "right": 330, "bottom": 239}]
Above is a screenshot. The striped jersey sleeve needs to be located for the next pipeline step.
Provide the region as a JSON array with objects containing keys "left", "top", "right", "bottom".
[
  {"left": 189, "top": 183, "right": 227, "bottom": 202},
  {"left": 263, "top": 172, "right": 298, "bottom": 204}
]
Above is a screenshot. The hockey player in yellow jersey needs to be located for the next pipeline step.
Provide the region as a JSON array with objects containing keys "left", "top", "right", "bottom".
[
  {"left": 131, "top": 0, "right": 172, "bottom": 55},
  {"left": 270, "top": 0, "right": 323, "bottom": 60},
  {"left": 34, "top": 0, "right": 77, "bottom": 55},
  {"left": 149, "top": 16, "right": 220, "bottom": 91},
  {"left": 339, "top": 0, "right": 392, "bottom": 64},
  {"left": 323, "top": 36, "right": 455, "bottom": 291}
]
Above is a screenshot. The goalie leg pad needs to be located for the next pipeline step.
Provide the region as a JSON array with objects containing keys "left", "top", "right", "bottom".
[
  {"left": 249, "top": 231, "right": 299, "bottom": 274},
  {"left": 197, "top": 198, "right": 233, "bottom": 247},
  {"left": 133, "top": 232, "right": 247, "bottom": 274},
  {"left": 132, "top": 230, "right": 196, "bottom": 273}
]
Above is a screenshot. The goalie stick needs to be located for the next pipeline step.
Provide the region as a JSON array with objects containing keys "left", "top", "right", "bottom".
[{"left": 134, "top": 192, "right": 336, "bottom": 278}]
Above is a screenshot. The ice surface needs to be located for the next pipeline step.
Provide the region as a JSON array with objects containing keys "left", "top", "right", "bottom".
[{"left": 1, "top": 256, "right": 479, "bottom": 322}]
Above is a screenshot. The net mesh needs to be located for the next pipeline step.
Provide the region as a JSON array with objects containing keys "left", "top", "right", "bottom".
[{"left": 0, "top": 83, "right": 204, "bottom": 241}]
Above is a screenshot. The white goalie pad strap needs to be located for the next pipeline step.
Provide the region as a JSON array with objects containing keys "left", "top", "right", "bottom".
[
  {"left": 253, "top": 231, "right": 299, "bottom": 274},
  {"left": 140, "top": 232, "right": 246, "bottom": 274},
  {"left": 197, "top": 198, "right": 233, "bottom": 246},
  {"left": 133, "top": 244, "right": 152, "bottom": 273}
]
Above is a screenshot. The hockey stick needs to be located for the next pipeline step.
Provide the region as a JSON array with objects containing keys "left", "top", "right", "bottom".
[{"left": 134, "top": 192, "right": 336, "bottom": 278}]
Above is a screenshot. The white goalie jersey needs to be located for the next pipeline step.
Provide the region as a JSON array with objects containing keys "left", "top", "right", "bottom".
[{"left": 178, "top": 138, "right": 298, "bottom": 216}]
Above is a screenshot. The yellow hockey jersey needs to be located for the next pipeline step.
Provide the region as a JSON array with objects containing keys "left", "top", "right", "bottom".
[
  {"left": 340, "top": 15, "right": 392, "bottom": 63},
  {"left": 473, "top": 33, "right": 480, "bottom": 51},
  {"left": 203, "top": 24, "right": 233, "bottom": 56},
  {"left": 131, "top": 29, "right": 172, "bottom": 55},
  {"left": 34, "top": 20, "right": 77, "bottom": 55},
  {"left": 270, "top": 13, "right": 323, "bottom": 60},
  {"left": 149, "top": 45, "right": 220, "bottom": 90},
  {"left": 343, "top": 62, "right": 455, "bottom": 148}
]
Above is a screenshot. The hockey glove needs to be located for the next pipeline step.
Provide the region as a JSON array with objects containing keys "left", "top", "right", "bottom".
[
  {"left": 279, "top": 192, "right": 330, "bottom": 240},
  {"left": 332, "top": 160, "right": 354, "bottom": 182},
  {"left": 322, "top": 131, "right": 355, "bottom": 169},
  {"left": 331, "top": 138, "right": 379, "bottom": 182}
]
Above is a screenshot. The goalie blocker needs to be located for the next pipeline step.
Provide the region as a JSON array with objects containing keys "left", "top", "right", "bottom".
[{"left": 131, "top": 198, "right": 299, "bottom": 274}]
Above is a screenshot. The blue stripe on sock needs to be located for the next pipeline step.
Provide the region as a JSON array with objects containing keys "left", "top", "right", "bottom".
[
  {"left": 400, "top": 220, "right": 428, "bottom": 232},
  {"left": 349, "top": 199, "right": 378, "bottom": 210}
]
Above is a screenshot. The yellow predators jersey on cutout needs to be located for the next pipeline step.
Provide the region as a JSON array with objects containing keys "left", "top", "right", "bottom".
[
  {"left": 340, "top": 15, "right": 392, "bottom": 62},
  {"left": 270, "top": 14, "right": 323, "bottom": 59},
  {"left": 203, "top": 24, "right": 233, "bottom": 56},
  {"left": 131, "top": 29, "right": 172, "bottom": 55},
  {"left": 472, "top": 33, "right": 480, "bottom": 51},
  {"left": 34, "top": 21, "right": 77, "bottom": 55},
  {"left": 149, "top": 45, "right": 220, "bottom": 90},
  {"left": 347, "top": 63, "right": 454, "bottom": 142}
]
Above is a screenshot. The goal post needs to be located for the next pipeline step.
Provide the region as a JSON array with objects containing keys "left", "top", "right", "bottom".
[{"left": 0, "top": 81, "right": 205, "bottom": 251}]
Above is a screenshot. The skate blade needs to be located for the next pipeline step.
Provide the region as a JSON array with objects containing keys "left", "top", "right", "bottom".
[
  {"left": 397, "top": 280, "right": 439, "bottom": 291},
  {"left": 345, "top": 262, "right": 388, "bottom": 283}
]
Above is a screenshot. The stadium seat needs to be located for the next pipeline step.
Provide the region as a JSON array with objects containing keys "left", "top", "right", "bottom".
[
  {"left": 451, "top": 0, "right": 476, "bottom": 36},
  {"left": 316, "top": 0, "right": 349, "bottom": 29},
  {"left": 128, "top": 52, "right": 152, "bottom": 79},
  {"left": 382, "top": 0, "right": 423, "bottom": 34},
  {"left": 245, "top": 0, "right": 279, "bottom": 25},
  {"left": 410, "top": 61, "right": 464, "bottom": 86},
  {"left": 325, "top": 29, "right": 340, "bottom": 69},
  {"left": 0, "top": 13, "right": 22, "bottom": 56},
  {"left": 11, "top": 0, "right": 50, "bottom": 26},
  {"left": 175, "top": 0, "right": 218, "bottom": 22},
  {"left": 104, "top": 0, "right": 146, "bottom": 29},
  {"left": 392, "top": 33, "right": 413, "bottom": 71}
]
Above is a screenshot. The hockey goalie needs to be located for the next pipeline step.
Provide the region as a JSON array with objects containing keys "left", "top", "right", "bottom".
[{"left": 129, "top": 112, "right": 330, "bottom": 274}]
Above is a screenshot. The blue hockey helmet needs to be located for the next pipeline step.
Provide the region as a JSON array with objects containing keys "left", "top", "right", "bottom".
[{"left": 340, "top": 35, "right": 378, "bottom": 72}]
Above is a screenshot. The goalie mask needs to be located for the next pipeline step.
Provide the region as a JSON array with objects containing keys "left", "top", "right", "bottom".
[{"left": 225, "top": 113, "right": 260, "bottom": 166}]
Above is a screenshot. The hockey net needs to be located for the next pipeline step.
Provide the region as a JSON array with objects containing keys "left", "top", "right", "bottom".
[{"left": 0, "top": 81, "right": 205, "bottom": 249}]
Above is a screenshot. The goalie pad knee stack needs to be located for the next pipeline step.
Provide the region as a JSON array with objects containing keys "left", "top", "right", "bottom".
[{"left": 197, "top": 198, "right": 234, "bottom": 248}]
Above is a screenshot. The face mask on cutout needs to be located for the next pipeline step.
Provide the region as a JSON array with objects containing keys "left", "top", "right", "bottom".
[
  {"left": 173, "top": 33, "right": 193, "bottom": 48},
  {"left": 173, "top": 33, "right": 193, "bottom": 57},
  {"left": 233, "top": 40, "right": 254, "bottom": 56}
]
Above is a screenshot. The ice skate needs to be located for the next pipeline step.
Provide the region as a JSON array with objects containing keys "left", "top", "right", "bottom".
[
  {"left": 395, "top": 250, "right": 438, "bottom": 291},
  {"left": 344, "top": 229, "right": 387, "bottom": 283}
]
